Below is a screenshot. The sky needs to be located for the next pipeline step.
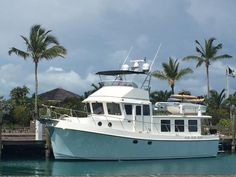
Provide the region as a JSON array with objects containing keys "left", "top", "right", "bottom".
[{"left": 0, "top": 0, "right": 235, "bottom": 98}]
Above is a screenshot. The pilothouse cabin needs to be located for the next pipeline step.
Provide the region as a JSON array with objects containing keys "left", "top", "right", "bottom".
[{"left": 83, "top": 70, "right": 209, "bottom": 137}]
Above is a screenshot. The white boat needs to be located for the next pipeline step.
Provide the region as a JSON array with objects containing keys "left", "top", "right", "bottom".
[
  {"left": 40, "top": 59, "right": 219, "bottom": 160},
  {"left": 155, "top": 102, "right": 207, "bottom": 115}
]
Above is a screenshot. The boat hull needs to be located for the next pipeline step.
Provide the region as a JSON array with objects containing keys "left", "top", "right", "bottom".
[{"left": 48, "top": 126, "right": 219, "bottom": 160}]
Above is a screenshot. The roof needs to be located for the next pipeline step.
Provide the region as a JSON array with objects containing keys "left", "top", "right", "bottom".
[
  {"left": 39, "top": 88, "right": 81, "bottom": 101},
  {"left": 83, "top": 86, "right": 150, "bottom": 104}
]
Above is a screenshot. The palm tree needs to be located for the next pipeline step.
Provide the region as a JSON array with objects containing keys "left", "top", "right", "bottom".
[
  {"left": 150, "top": 90, "right": 172, "bottom": 104},
  {"left": 8, "top": 24, "right": 67, "bottom": 135},
  {"left": 152, "top": 58, "right": 193, "bottom": 94},
  {"left": 208, "top": 89, "right": 226, "bottom": 109},
  {"left": 183, "top": 38, "right": 232, "bottom": 98}
]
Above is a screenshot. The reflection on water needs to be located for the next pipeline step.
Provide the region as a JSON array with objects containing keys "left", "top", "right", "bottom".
[{"left": 0, "top": 153, "right": 236, "bottom": 176}]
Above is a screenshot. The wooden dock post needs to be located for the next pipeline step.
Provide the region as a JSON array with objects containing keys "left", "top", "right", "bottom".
[
  {"left": 45, "top": 129, "right": 51, "bottom": 159},
  {"left": 45, "top": 106, "right": 52, "bottom": 159},
  {"left": 231, "top": 105, "right": 236, "bottom": 152}
]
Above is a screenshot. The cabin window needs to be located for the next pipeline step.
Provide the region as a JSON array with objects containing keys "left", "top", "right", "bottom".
[
  {"left": 161, "top": 120, "right": 171, "bottom": 132},
  {"left": 86, "top": 103, "right": 91, "bottom": 114},
  {"left": 92, "top": 103, "right": 104, "bottom": 114},
  {"left": 136, "top": 106, "right": 141, "bottom": 115},
  {"left": 175, "top": 120, "right": 185, "bottom": 132},
  {"left": 125, "top": 104, "right": 132, "bottom": 115},
  {"left": 143, "top": 105, "right": 150, "bottom": 116},
  {"left": 188, "top": 120, "right": 198, "bottom": 132},
  {"left": 107, "top": 103, "right": 121, "bottom": 115}
]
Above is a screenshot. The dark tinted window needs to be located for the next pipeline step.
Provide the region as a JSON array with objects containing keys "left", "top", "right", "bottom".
[
  {"left": 175, "top": 120, "right": 184, "bottom": 132},
  {"left": 188, "top": 120, "right": 198, "bottom": 132},
  {"left": 107, "top": 103, "right": 121, "bottom": 115},
  {"left": 125, "top": 104, "right": 132, "bottom": 115},
  {"left": 161, "top": 120, "right": 170, "bottom": 132},
  {"left": 86, "top": 103, "right": 91, "bottom": 114},
  {"left": 143, "top": 105, "right": 150, "bottom": 116},
  {"left": 92, "top": 103, "right": 104, "bottom": 114},
  {"left": 136, "top": 106, "right": 141, "bottom": 115}
]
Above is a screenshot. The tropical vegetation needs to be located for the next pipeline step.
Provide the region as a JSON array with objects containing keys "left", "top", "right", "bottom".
[
  {"left": 152, "top": 57, "right": 193, "bottom": 94},
  {"left": 8, "top": 24, "right": 67, "bottom": 119},
  {"left": 183, "top": 38, "right": 232, "bottom": 98}
]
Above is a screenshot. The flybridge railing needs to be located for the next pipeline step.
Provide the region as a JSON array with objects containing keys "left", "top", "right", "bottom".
[{"left": 40, "top": 104, "right": 88, "bottom": 119}]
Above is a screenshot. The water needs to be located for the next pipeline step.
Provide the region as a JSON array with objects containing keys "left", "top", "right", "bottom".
[{"left": 0, "top": 153, "right": 236, "bottom": 176}]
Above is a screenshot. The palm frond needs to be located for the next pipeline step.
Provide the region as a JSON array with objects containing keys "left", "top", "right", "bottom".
[
  {"left": 208, "top": 37, "right": 216, "bottom": 46},
  {"left": 196, "top": 47, "right": 205, "bottom": 57},
  {"left": 212, "top": 54, "right": 232, "bottom": 61},
  {"left": 43, "top": 35, "right": 59, "bottom": 46},
  {"left": 41, "top": 45, "right": 67, "bottom": 59},
  {"left": 195, "top": 40, "right": 205, "bottom": 54},
  {"left": 214, "top": 43, "right": 222, "bottom": 50},
  {"left": 8, "top": 47, "right": 30, "bottom": 59},
  {"left": 176, "top": 68, "right": 193, "bottom": 80},
  {"left": 196, "top": 60, "right": 204, "bottom": 68},
  {"left": 152, "top": 71, "right": 168, "bottom": 80},
  {"left": 20, "top": 35, "right": 32, "bottom": 52},
  {"left": 182, "top": 55, "right": 203, "bottom": 61}
]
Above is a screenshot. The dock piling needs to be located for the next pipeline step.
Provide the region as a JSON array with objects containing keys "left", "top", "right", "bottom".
[
  {"left": 231, "top": 105, "right": 236, "bottom": 152},
  {"left": 0, "top": 112, "right": 2, "bottom": 159}
]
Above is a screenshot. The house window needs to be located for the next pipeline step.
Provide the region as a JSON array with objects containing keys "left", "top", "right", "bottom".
[
  {"left": 161, "top": 120, "right": 171, "bottom": 132},
  {"left": 136, "top": 106, "right": 141, "bottom": 115},
  {"left": 143, "top": 105, "right": 150, "bottom": 116},
  {"left": 125, "top": 104, "right": 132, "bottom": 115},
  {"left": 188, "top": 120, "right": 198, "bottom": 132},
  {"left": 107, "top": 103, "right": 121, "bottom": 115},
  {"left": 175, "top": 120, "right": 185, "bottom": 132},
  {"left": 92, "top": 103, "right": 104, "bottom": 114}
]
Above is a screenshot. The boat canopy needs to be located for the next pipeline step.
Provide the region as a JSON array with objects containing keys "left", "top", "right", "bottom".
[{"left": 96, "top": 70, "right": 146, "bottom": 76}]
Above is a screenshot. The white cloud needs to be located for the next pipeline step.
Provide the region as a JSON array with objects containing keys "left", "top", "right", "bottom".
[
  {"left": 47, "top": 67, "right": 64, "bottom": 72},
  {"left": 28, "top": 67, "right": 99, "bottom": 96},
  {"left": 0, "top": 63, "right": 99, "bottom": 97}
]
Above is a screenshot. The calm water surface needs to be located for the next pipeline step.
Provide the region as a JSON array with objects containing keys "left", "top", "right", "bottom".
[{"left": 0, "top": 153, "right": 236, "bottom": 176}]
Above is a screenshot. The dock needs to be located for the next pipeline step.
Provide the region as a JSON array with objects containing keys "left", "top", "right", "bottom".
[{"left": 0, "top": 132, "right": 48, "bottom": 159}]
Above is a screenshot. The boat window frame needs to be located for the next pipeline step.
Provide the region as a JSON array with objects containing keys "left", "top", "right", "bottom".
[
  {"left": 161, "top": 119, "right": 171, "bottom": 132},
  {"left": 143, "top": 104, "right": 150, "bottom": 116},
  {"left": 175, "top": 119, "right": 185, "bottom": 132},
  {"left": 92, "top": 102, "right": 104, "bottom": 115},
  {"left": 107, "top": 102, "right": 122, "bottom": 116},
  {"left": 188, "top": 120, "right": 198, "bottom": 132},
  {"left": 136, "top": 105, "right": 141, "bottom": 115},
  {"left": 86, "top": 103, "right": 91, "bottom": 115},
  {"left": 124, "top": 104, "right": 132, "bottom": 115}
]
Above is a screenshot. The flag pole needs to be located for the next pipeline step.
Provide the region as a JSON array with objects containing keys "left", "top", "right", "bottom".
[{"left": 226, "top": 68, "right": 229, "bottom": 99}]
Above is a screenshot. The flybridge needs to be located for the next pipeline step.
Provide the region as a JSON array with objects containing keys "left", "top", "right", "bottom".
[
  {"left": 96, "top": 59, "right": 152, "bottom": 90},
  {"left": 96, "top": 44, "right": 162, "bottom": 90}
]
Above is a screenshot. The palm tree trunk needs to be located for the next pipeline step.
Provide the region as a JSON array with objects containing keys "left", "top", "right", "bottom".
[
  {"left": 171, "top": 84, "right": 174, "bottom": 94},
  {"left": 206, "top": 64, "right": 210, "bottom": 98},
  {"left": 34, "top": 61, "right": 42, "bottom": 140},
  {"left": 35, "top": 61, "right": 38, "bottom": 118}
]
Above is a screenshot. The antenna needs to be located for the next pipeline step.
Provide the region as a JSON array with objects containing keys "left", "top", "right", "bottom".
[
  {"left": 150, "top": 44, "right": 162, "bottom": 71},
  {"left": 122, "top": 46, "right": 133, "bottom": 66}
]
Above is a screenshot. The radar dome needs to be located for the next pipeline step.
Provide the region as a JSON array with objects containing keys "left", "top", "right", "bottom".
[
  {"left": 121, "top": 64, "right": 129, "bottom": 71},
  {"left": 142, "top": 63, "right": 150, "bottom": 72}
]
